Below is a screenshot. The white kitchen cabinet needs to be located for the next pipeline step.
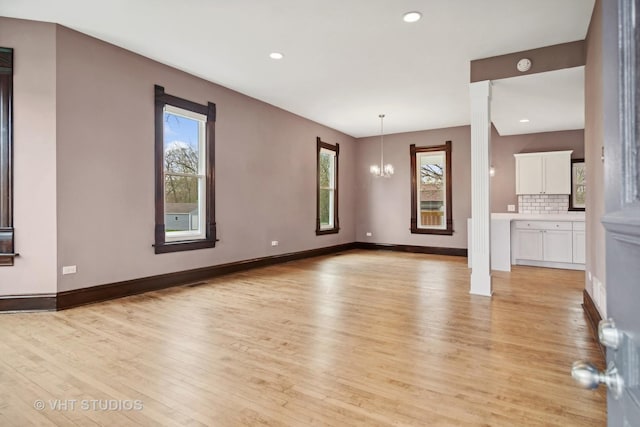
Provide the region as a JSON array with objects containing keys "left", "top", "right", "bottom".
[
  {"left": 543, "top": 229, "right": 573, "bottom": 263},
  {"left": 543, "top": 152, "right": 572, "bottom": 194},
  {"left": 573, "top": 222, "right": 586, "bottom": 264},
  {"left": 515, "top": 150, "right": 572, "bottom": 195},
  {"left": 515, "top": 229, "right": 543, "bottom": 260},
  {"left": 513, "top": 220, "right": 578, "bottom": 267}
]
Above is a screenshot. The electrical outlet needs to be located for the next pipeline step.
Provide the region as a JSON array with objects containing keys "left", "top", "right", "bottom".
[
  {"left": 62, "top": 265, "right": 77, "bottom": 275},
  {"left": 507, "top": 204, "right": 516, "bottom": 212},
  {"left": 271, "top": 240, "right": 279, "bottom": 247},
  {"left": 366, "top": 232, "right": 372, "bottom": 237}
]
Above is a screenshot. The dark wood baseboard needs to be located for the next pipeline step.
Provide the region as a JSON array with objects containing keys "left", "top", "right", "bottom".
[
  {"left": 0, "top": 295, "right": 57, "bottom": 312},
  {"left": 582, "top": 289, "right": 605, "bottom": 357},
  {"left": 56, "top": 242, "right": 358, "bottom": 310},
  {"left": 2, "top": 241, "right": 471, "bottom": 312},
  {"left": 355, "top": 242, "right": 467, "bottom": 257}
]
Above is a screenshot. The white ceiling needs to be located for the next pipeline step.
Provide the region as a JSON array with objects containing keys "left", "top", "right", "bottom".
[
  {"left": 0, "top": 0, "right": 594, "bottom": 137},
  {"left": 491, "top": 67, "right": 585, "bottom": 136}
]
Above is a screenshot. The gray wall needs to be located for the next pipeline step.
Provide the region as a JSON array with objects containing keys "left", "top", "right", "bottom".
[
  {"left": 0, "top": 19, "right": 357, "bottom": 296},
  {"left": 584, "top": 0, "right": 606, "bottom": 313},
  {"left": 355, "top": 126, "right": 472, "bottom": 249},
  {"left": 54, "top": 25, "right": 357, "bottom": 292},
  {"left": 0, "top": 19, "right": 58, "bottom": 296},
  {"left": 490, "top": 127, "right": 584, "bottom": 213},
  {"left": 471, "top": 41, "right": 585, "bottom": 82}
]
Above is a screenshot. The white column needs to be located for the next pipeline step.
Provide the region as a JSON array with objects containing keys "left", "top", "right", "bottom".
[{"left": 470, "top": 80, "right": 492, "bottom": 296}]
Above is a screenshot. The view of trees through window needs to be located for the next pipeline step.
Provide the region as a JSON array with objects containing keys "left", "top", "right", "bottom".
[
  {"left": 574, "top": 164, "right": 585, "bottom": 205},
  {"left": 570, "top": 161, "right": 586, "bottom": 210},
  {"left": 319, "top": 151, "right": 334, "bottom": 227},
  {"left": 419, "top": 152, "right": 445, "bottom": 228},
  {"left": 163, "top": 108, "right": 203, "bottom": 233}
]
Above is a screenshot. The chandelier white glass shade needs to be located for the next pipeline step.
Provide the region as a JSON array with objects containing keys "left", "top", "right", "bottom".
[{"left": 370, "top": 114, "right": 394, "bottom": 177}]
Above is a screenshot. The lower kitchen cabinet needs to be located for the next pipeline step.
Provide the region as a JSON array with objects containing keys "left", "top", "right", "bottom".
[
  {"left": 542, "top": 229, "right": 573, "bottom": 263},
  {"left": 515, "top": 229, "right": 543, "bottom": 260},
  {"left": 513, "top": 220, "right": 584, "bottom": 270},
  {"left": 572, "top": 221, "right": 586, "bottom": 264}
]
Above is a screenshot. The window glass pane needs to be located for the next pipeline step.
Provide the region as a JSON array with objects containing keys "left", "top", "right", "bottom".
[
  {"left": 319, "top": 188, "right": 333, "bottom": 228},
  {"left": 319, "top": 151, "right": 334, "bottom": 189},
  {"left": 418, "top": 152, "right": 446, "bottom": 229},
  {"left": 164, "top": 110, "right": 201, "bottom": 174},
  {"left": 162, "top": 105, "right": 206, "bottom": 240},
  {"left": 573, "top": 164, "right": 586, "bottom": 206},
  {"left": 165, "top": 175, "right": 201, "bottom": 233}
]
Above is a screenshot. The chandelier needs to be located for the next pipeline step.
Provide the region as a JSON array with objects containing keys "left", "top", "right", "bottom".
[{"left": 370, "top": 114, "right": 394, "bottom": 177}]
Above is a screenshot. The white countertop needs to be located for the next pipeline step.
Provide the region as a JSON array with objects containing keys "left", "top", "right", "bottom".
[{"left": 490, "top": 212, "right": 585, "bottom": 221}]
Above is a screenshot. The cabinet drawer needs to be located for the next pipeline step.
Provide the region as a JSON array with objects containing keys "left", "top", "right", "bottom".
[
  {"left": 514, "top": 221, "right": 572, "bottom": 231},
  {"left": 573, "top": 221, "right": 585, "bottom": 231}
]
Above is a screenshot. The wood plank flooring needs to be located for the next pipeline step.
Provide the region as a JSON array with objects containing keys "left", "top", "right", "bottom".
[{"left": 0, "top": 250, "right": 605, "bottom": 426}]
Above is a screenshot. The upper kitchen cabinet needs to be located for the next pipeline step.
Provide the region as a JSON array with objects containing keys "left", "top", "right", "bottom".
[{"left": 514, "top": 150, "right": 572, "bottom": 195}]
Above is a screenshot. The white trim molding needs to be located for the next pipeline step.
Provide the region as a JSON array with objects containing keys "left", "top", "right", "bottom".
[{"left": 469, "top": 80, "right": 493, "bottom": 296}]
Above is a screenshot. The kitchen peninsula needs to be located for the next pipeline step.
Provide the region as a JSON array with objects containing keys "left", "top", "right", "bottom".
[{"left": 467, "top": 212, "right": 586, "bottom": 272}]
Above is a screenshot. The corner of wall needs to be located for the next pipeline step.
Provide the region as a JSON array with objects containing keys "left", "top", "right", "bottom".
[
  {"left": 584, "top": 0, "right": 606, "bottom": 316},
  {"left": 54, "top": 24, "right": 63, "bottom": 293},
  {"left": 0, "top": 18, "right": 58, "bottom": 296}
]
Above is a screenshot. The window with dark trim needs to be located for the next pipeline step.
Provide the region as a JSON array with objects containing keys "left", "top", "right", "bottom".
[
  {"left": 316, "top": 137, "right": 339, "bottom": 235},
  {"left": 0, "top": 48, "right": 15, "bottom": 266},
  {"left": 410, "top": 141, "right": 453, "bottom": 235},
  {"left": 154, "top": 85, "right": 217, "bottom": 254}
]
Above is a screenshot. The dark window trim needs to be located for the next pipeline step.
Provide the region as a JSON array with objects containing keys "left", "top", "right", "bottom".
[
  {"left": 154, "top": 85, "right": 217, "bottom": 254},
  {"left": 316, "top": 137, "right": 340, "bottom": 235},
  {"left": 568, "top": 158, "right": 586, "bottom": 211},
  {"left": 410, "top": 141, "right": 454, "bottom": 235},
  {"left": 0, "top": 47, "right": 16, "bottom": 266}
]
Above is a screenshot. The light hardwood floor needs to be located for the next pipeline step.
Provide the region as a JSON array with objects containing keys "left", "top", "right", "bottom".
[{"left": 0, "top": 250, "right": 605, "bottom": 426}]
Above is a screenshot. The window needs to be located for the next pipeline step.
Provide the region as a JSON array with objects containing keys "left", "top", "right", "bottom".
[
  {"left": 316, "top": 137, "right": 339, "bottom": 235},
  {"left": 154, "top": 85, "right": 216, "bottom": 253},
  {"left": 410, "top": 141, "right": 453, "bottom": 235},
  {"left": 0, "top": 47, "right": 15, "bottom": 266},
  {"left": 569, "top": 159, "right": 586, "bottom": 211}
]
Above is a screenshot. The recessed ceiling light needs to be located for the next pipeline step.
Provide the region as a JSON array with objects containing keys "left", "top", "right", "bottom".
[
  {"left": 519, "top": 118, "right": 530, "bottom": 123},
  {"left": 403, "top": 11, "right": 422, "bottom": 23},
  {"left": 269, "top": 52, "right": 284, "bottom": 60}
]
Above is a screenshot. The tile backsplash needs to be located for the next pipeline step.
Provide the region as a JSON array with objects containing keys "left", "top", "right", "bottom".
[{"left": 518, "top": 194, "right": 569, "bottom": 214}]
